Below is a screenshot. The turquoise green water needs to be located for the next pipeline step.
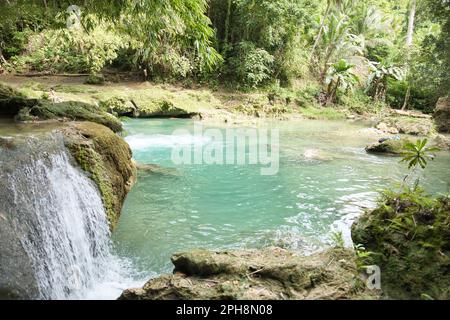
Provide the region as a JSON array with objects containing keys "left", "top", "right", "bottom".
[{"left": 112, "top": 119, "right": 450, "bottom": 278}]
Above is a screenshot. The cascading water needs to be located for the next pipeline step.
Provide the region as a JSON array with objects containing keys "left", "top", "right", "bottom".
[{"left": 0, "top": 132, "right": 137, "bottom": 299}]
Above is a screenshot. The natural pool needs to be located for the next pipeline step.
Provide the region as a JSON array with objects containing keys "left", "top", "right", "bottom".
[{"left": 111, "top": 118, "right": 450, "bottom": 280}]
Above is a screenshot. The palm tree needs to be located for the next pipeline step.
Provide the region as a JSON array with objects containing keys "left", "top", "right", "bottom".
[
  {"left": 402, "top": 0, "right": 417, "bottom": 111},
  {"left": 310, "top": 0, "right": 342, "bottom": 62}
]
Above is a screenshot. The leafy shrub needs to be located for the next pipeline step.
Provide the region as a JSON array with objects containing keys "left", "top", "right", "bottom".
[
  {"left": 229, "top": 42, "right": 274, "bottom": 88},
  {"left": 85, "top": 74, "right": 105, "bottom": 85},
  {"left": 9, "top": 25, "right": 125, "bottom": 74},
  {"left": 387, "top": 79, "right": 437, "bottom": 113}
]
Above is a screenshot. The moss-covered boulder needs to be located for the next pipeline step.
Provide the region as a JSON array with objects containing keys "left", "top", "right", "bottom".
[
  {"left": 352, "top": 190, "right": 450, "bottom": 299},
  {"left": 434, "top": 97, "right": 450, "bottom": 133},
  {"left": 119, "top": 247, "right": 379, "bottom": 300},
  {"left": 61, "top": 122, "right": 136, "bottom": 229},
  {"left": 18, "top": 100, "right": 123, "bottom": 133},
  {"left": 365, "top": 138, "right": 408, "bottom": 155},
  {"left": 0, "top": 83, "right": 38, "bottom": 117}
]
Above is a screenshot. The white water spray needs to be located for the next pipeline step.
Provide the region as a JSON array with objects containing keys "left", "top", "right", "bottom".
[{"left": 1, "top": 135, "right": 138, "bottom": 299}]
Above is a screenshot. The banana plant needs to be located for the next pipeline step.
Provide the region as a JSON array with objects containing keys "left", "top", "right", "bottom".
[
  {"left": 325, "top": 59, "right": 359, "bottom": 104},
  {"left": 366, "top": 60, "right": 405, "bottom": 101}
]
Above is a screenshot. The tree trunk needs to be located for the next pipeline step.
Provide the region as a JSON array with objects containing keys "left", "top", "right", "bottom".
[
  {"left": 223, "top": 0, "right": 232, "bottom": 53},
  {"left": 402, "top": 85, "right": 411, "bottom": 110},
  {"left": 406, "top": 0, "right": 416, "bottom": 47},
  {"left": 310, "top": 2, "right": 332, "bottom": 63},
  {"left": 402, "top": 0, "right": 416, "bottom": 111}
]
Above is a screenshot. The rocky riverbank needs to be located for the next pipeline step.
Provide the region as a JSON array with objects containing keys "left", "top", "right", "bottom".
[{"left": 119, "top": 247, "right": 379, "bottom": 300}]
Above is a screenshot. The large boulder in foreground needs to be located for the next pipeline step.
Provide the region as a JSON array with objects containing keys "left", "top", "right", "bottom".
[
  {"left": 352, "top": 190, "right": 450, "bottom": 299},
  {"left": 61, "top": 122, "right": 136, "bottom": 229},
  {"left": 119, "top": 247, "right": 379, "bottom": 300},
  {"left": 434, "top": 97, "right": 450, "bottom": 133}
]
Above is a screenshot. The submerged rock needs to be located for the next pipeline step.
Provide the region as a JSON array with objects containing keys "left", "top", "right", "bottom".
[
  {"left": 303, "top": 149, "right": 333, "bottom": 161},
  {"left": 434, "top": 97, "right": 450, "bottom": 133},
  {"left": 365, "top": 138, "right": 408, "bottom": 155},
  {"left": 352, "top": 191, "right": 450, "bottom": 299},
  {"left": 62, "top": 122, "right": 136, "bottom": 229},
  {"left": 136, "top": 163, "right": 180, "bottom": 176},
  {"left": 119, "top": 247, "right": 379, "bottom": 300}
]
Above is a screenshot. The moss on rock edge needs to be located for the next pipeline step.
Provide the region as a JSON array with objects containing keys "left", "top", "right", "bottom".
[{"left": 61, "top": 122, "right": 136, "bottom": 229}]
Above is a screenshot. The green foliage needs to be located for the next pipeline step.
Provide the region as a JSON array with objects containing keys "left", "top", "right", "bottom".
[
  {"left": 85, "top": 74, "right": 105, "bottom": 85},
  {"left": 352, "top": 188, "right": 450, "bottom": 299},
  {"left": 331, "top": 231, "right": 345, "bottom": 248},
  {"left": 400, "top": 139, "right": 439, "bottom": 170},
  {"left": 9, "top": 25, "right": 125, "bottom": 74},
  {"left": 229, "top": 42, "right": 274, "bottom": 88},
  {"left": 325, "top": 59, "right": 359, "bottom": 104}
]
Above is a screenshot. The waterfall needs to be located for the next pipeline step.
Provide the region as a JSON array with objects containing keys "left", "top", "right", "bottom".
[{"left": 0, "top": 133, "right": 136, "bottom": 299}]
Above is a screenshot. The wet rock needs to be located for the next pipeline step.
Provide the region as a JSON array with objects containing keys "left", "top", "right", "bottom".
[
  {"left": 119, "top": 247, "right": 379, "bottom": 300},
  {"left": 365, "top": 138, "right": 407, "bottom": 155},
  {"left": 434, "top": 97, "right": 450, "bottom": 133},
  {"left": 136, "top": 163, "right": 180, "bottom": 176},
  {"left": 61, "top": 122, "right": 136, "bottom": 229},
  {"left": 303, "top": 149, "right": 333, "bottom": 161}
]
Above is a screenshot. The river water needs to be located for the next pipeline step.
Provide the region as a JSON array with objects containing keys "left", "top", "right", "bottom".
[
  {"left": 112, "top": 119, "right": 450, "bottom": 280},
  {"left": 1, "top": 118, "right": 448, "bottom": 299}
]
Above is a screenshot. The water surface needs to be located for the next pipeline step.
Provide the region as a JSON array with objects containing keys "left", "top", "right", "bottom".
[{"left": 112, "top": 119, "right": 450, "bottom": 277}]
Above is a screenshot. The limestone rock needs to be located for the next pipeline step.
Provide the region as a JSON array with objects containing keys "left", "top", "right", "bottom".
[
  {"left": 119, "top": 247, "right": 379, "bottom": 300},
  {"left": 434, "top": 97, "right": 450, "bottom": 133},
  {"left": 376, "top": 122, "right": 399, "bottom": 134},
  {"left": 61, "top": 122, "right": 136, "bottom": 229},
  {"left": 365, "top": 138, "right": 407, "bottom": 155}
]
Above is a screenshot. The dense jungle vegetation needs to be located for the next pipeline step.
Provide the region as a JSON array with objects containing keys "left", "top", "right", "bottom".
[{"left": 0, "top": 0, "right": 448, "bottom": 113}]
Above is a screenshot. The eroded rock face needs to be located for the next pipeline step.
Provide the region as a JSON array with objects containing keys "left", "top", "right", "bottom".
[
  {"left": 434, "top": 97, "right": 450, "bottom": 133},
  {"left": 61, "top": 122, "right": 136, "bottom": 229},
  {"left": 119, "top": 247, "right": 379, "bottom": 300}
]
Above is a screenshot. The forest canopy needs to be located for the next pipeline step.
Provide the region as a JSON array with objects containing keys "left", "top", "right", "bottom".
[{"left": 0, "top": 0, "right": 448, "bottom": 113}]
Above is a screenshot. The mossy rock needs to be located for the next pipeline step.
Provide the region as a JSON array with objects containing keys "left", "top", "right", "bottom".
[
  {"left": 61, "top": 122, "right": 136, "bottom": 229},
  {"left": 352, "top": 190, "right": 450, "bottom": 299},
  {"left": 0, "top": 83, "right": 38, "bottom": 117},
  {"left": 21, "top": 100, "right": 123, "bottom": 133},
  {"left": 365, "top": 138, "right": 408, "bottom": 155},
  {"left": 119, "top": 247, "right": 379, "bottom": 300}
]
